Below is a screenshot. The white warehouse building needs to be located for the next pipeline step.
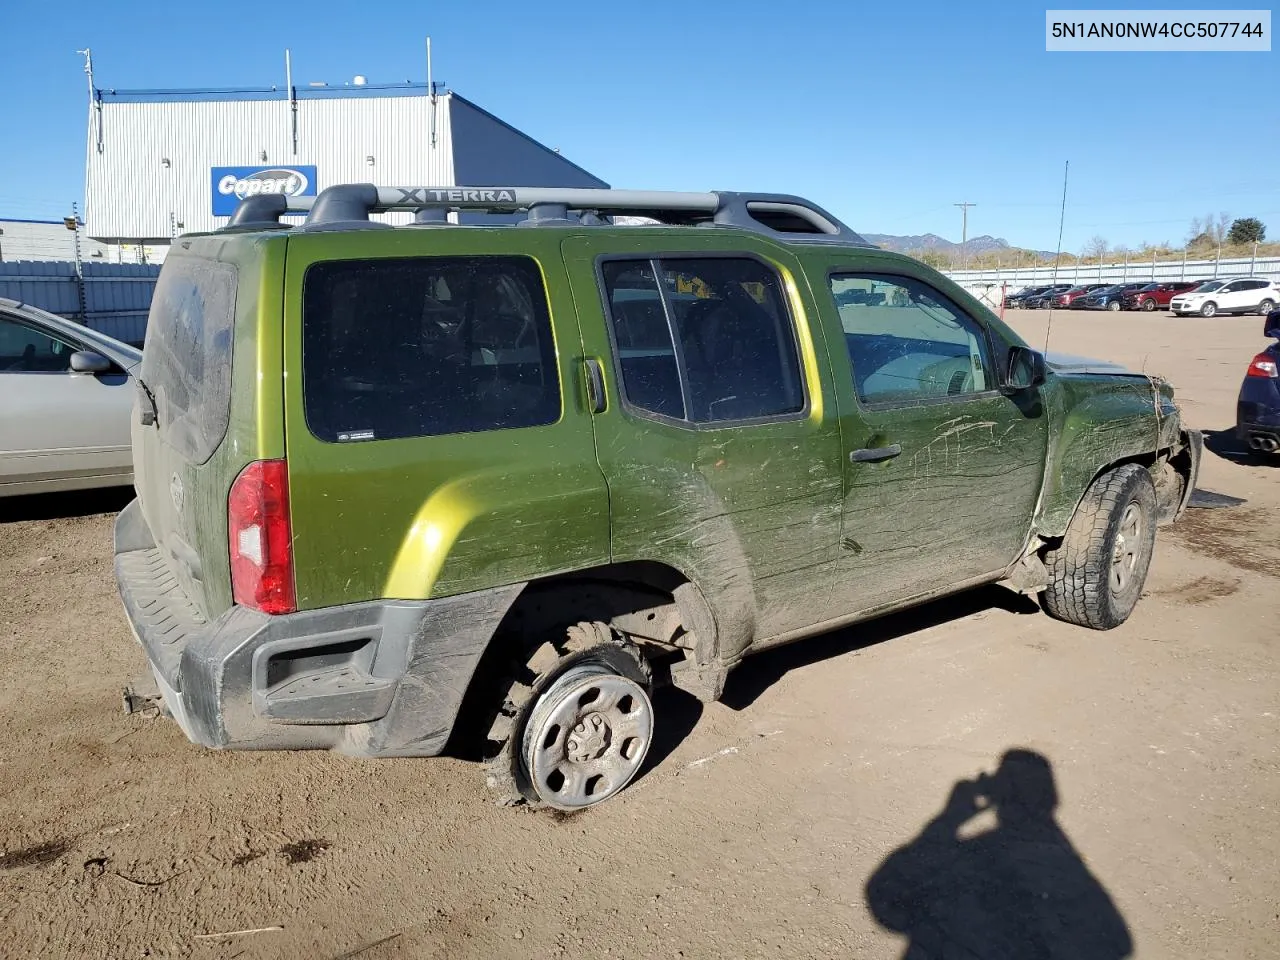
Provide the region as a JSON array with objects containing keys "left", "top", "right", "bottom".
[{"left": 84, "top": 80, "right": 608, "bottom": 259}]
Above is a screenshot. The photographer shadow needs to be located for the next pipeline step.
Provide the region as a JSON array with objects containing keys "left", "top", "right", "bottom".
[{"left": 865, "top": 749, "right": 1132, "bottom": 960}]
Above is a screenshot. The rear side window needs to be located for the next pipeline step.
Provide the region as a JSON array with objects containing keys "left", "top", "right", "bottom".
[
  {"left": 601, "top": 257, "right": 804, "bottom": 424},
  {"left": 302, "top": 256, "right": 560, "bottom": 442},
  {"left": 141, "top": 258, "right": 238, "bottom": 463}
]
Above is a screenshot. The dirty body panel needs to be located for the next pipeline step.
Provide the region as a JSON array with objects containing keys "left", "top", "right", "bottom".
[
  {"left": 562, "top": 233, "right": 845, "bottom": 664},
  {"left": 280, "top": 229, "right": 610, "bottom": 609},
  {"left": 129, "top": 235, "right": 288, "bottom": 621},
  {"left": 807, "top": 251, "right": 1049, "bottom": 621}
]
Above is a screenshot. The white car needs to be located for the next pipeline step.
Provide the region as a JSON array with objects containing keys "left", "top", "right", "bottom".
[
  {"left": 1169, "top": 277, "right": 1279, "bottom": 318},
  {"left": 0, "top": 298, "right": 141, "bottom": 496}
]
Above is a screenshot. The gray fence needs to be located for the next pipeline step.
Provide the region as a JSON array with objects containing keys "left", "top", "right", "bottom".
[
  {"left": 0, "top": 260, "right": 160, "bottom": 345},
  {"left": 946, "top": 254, "right": 1280, "bottom": 288}
]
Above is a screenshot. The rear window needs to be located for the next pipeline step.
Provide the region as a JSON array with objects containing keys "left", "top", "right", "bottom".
[
  {"left": 302, "top": 256, "right": 560, "bottom": 442},
  {"left": 141, "top": 257, "right": 238, "bottom": 463}
]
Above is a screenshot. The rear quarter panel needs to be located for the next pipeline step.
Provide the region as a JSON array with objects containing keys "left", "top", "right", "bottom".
[{"left": 279, "top": 229, "right": 610, "bottom": 609}]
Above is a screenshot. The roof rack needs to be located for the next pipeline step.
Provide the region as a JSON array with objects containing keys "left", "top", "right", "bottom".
[
  {"left": 221, "top": 184, "right": 871, "bottom": 246},
  {"left": 224, "top": 193, "right": 315, "bottom": 230}
]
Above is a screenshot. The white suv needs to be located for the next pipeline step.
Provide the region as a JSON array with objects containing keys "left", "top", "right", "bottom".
[{"left": 1170, "top": 277, "right": 1279, "bottom": 318}]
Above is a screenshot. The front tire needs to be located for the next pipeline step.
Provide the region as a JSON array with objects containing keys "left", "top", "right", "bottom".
[
  {"left": 1141, "top": 297, "right": 1157, "bottom": 312},
  {"left": 1108, "top": 300, "right": 1121, "bottom": 311},
  {"left": 483, "top": 621, "right": 653, "bottom": 810},
  {"left": 1200, "top": 301, "right": 1218, "bottom": 318},
  {"left": 1040, "top": 464, "right": 1158, "bottom": 630}
]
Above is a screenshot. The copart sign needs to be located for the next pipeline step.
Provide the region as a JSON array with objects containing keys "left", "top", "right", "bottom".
[{"left": 211, "top": 166, "right": 317, "bottom": 216}]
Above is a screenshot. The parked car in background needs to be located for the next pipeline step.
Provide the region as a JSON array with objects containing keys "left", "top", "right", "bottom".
[
  {"left": 1235, "top": 309, "right": 1280, "bottom": 454},
  {"left": 1122, "top": 281, "right": 1201, "bottom": 312},
  {"left": 0, "top": 298, "right": 141, "bottom": 496},
  {"left": 1004, "top": 285, "right": 1051, "bottom": 308},
  {"left": 1024, "top": 284, "right": 1073, "bottom": 308},
  {"left": 1057, "top": 283, "right": 1108, "bottom": 308},
  {"left": 1170, "top": 277, "right": 1280, "bottom": 318},
  {"left": 1082, "top": 283, "right": 1151, "bottom": 311}
]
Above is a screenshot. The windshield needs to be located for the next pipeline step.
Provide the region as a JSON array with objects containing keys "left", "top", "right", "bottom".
[
  {"left": 1193, "top": 280, "right": 1225, "bottom": 293},
  {"left": 1096, "top": 286, "right": 1122, "bottom": 295},
  {"left": 1137, "top": 284, "right": 1159, "bottom": 291}
]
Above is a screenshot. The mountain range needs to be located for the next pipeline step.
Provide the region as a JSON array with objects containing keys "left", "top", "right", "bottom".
[
  {"left": 862, "top": 233, "right": 1062, "bottom": 260},
  {"left": 863, "top": 232, "right": 1011, "bottom": 254}
]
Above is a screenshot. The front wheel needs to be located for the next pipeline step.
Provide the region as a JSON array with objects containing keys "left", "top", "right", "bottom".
[
  {"left": 1200, "top": 301, "right": 1218, "bottom": 318},
  {"left": 1108, "top": 300, "right": 1122, "bottom": 311},
  {"left": 1040, "top": 464, "right": 1158, "bottom": 630},
  {"left": 1258, "top": 299, "right": 1276, "bottom": 316},
  {"left": 1141, "top": 297, "right": 1157, "bottom": 312}
]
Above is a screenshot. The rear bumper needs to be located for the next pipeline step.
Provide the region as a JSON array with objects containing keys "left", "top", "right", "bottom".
[
  {"left": 112, "top": 498, "right": 523, "bottom": 757},
  {"left": 1236, "top": 382, "right": 1280, "bottom": 441}
]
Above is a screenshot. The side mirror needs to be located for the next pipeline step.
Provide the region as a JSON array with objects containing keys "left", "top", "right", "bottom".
[
  {"left": 1265, "top": 309, "right": 1280, "bottom": 340},
  {"left": 1004, "top": 345, "right": 1046, "bottom": 392},
  {"left": 69, "top": 350, "right": 112, "bottom": 374}
]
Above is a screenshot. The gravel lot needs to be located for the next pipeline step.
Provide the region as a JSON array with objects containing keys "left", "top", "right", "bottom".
[{"left": 2, "top": 309, "right": 1277, "bottom": 959}]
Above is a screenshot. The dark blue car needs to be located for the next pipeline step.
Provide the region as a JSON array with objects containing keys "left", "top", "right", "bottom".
[{"left": 1237, "top": 309, "right": 1280, "bottom": 453}]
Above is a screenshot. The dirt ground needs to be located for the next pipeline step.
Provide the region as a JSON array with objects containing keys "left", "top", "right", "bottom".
[{"left": 2, "top": 309, "right": 1278, "bottom": 960}]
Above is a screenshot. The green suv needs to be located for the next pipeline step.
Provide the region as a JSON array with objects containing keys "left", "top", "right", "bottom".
[{"left": 114, "top": 185, "right": 1202, "bottom": 810}]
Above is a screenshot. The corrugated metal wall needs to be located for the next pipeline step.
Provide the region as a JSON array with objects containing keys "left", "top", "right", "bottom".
[
  {"left": 85, "top": 92, "right": 452, "bottom": 239},
  {"left": 0, "top": 220, "right": 110, "bottom": 262},
  {"left": 0, "top": 261, "right": 159, "bottom": 345}
]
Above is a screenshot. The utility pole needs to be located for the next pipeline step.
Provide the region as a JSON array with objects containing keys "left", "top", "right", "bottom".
[{"left": 954, "top": 202, "right": 976, "bottom": 271}]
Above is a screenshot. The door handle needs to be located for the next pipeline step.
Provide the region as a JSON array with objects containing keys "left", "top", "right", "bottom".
[
  {"left": 850, "top": 443, "right": 902, "bottom": 463},
  {"left": 584, "top": 357, "right": 606, "bottom": 414}
]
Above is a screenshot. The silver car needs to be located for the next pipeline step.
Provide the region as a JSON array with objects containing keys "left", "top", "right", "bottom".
[{"left": 0, "top": 297, "right": 141, "bottom": 496}]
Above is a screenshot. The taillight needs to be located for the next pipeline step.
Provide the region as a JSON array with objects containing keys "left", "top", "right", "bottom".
[
  {"left": 1247, "top": 353, "right": 1279, "bottom": 379},
  {"left": 228, "top": 459, "right": 296, "bottom": 614}
]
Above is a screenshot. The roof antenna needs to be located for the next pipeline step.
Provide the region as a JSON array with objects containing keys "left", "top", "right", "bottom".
[{"left": 1043, "top": 160, "right": 1070, "bottom": 354}]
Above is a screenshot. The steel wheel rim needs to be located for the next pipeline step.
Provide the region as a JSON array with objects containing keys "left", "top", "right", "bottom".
[
  {"left": 522, "top": 662, "right": 653, "bottom": 809},
  {"left": 1111, "top": 501, "right": 1143, "bottom": 593}
]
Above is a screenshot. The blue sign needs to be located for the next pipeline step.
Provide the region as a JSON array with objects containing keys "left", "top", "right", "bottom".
[{"left": 211, "top": 165, "right": 317, "bottom": 216}]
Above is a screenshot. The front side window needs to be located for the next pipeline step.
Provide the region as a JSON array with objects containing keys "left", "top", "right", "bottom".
[
  {"left": 302, "top": 256, "right": 560, "bottom": 442},
  {"left": 829, "top": 274, "right": 993, "bottom": 405},
  {"left": 601, "top": 257, "right": 804, "bottom": 424},
  {"left": 0, "top": 316, "right": 76, "bottom": 372}
]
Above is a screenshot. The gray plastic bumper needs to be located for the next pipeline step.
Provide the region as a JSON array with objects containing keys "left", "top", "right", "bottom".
[{"left": 112, "top": 498, "right": 523, "bottom": 757}]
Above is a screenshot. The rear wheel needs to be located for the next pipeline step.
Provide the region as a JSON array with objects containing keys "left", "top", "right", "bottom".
[
  {"left": 1141, "top": 297, "right": 1157, "bottom": 312},
  {"left": 483, "top": 621, "right": 653, "bottom": 810},
  {"left": 1200, "top": 301, "right": 1218, "bottom": 318},
  {"left": 1040, "top": 464, "right": 1157, "bottom": 630},
  {"left": 1258, "top": 298, "right": 1276, "bottom": 316}
]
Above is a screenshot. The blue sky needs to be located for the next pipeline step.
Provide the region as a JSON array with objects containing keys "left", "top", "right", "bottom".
[{"left": 1, "top": 0, "right": 1276, "bottom": 252}]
